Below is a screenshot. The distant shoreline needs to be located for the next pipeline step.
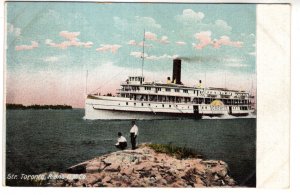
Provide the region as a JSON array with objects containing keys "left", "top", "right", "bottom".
[{"left": 6, "top": 104, "right": 72, "bottom": 110}]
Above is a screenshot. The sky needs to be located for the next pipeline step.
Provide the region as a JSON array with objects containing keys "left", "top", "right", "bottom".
[{"left": 6, "top": 2, "right": 256, "bottom": 108}]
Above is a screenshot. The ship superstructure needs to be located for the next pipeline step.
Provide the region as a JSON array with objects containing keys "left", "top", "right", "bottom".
[{"left": 85, "top": 58, "right": 255, "bottom": 120}]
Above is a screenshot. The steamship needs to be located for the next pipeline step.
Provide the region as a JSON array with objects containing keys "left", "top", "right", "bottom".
[{"left": 84, "top": 58, "right": 255, "bottom": 120}]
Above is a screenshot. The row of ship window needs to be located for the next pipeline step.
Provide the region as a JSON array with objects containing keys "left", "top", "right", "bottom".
[
  {"left": 123, "top": 102, "right": 216, "bottom": 110},
  {"left": 124, "top": 94, "right": 249, "bottom": 105},
  {"left": 231, "top": 106, "right": 249, "bottom": 110},
  {"left": 145, "top": 87, "right": 180, "bottom": 92},
  {"left": 125, "top": 86, "right": 248, "bottom": 96},
  {"left": 128, "top": 77, "right": 144, "bottom": 82},
  {"left": 137, "top": 87, "right": 198, "bottom": 93},
  {"left": 122, "top": 102, "right": 209, "bottom": 109},
  {"left": 121, "top": 102, "right": 249, "bottom": 110}
]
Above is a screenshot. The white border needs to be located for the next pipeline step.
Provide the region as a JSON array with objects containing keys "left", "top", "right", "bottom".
[
  {"left": 256, "top": 4, "right": 290, "bottom": 188},
  {"left": 1, "top": 0, "right": 297, "bottom": 194},
  {"left": 0, "top": 0, "right": 4, "bottom": 189},
  {"left": 3, "top": 0, "right": 293, "bottom": 3},
  {"left": 290, "top": 0, "right": 300, "bottom": 193}
]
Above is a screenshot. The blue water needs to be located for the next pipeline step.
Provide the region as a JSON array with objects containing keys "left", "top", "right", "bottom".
[{"left": 5, "top": 109, "right": 256, "bottom": 187}]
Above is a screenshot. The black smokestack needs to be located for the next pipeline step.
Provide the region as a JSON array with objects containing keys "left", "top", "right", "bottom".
[{"left": 172, "top": 59, "right": 181, "bottom": 84}]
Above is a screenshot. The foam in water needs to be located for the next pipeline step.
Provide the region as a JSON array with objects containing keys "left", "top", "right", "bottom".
[
  {"left": 83, "top": 113, "right": 257, "bottom": 120},
  {"left": 203, "top": 113, "right": 257, "bottom": 120}
]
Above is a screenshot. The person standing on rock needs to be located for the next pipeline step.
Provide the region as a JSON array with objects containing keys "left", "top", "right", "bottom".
[
  {"left": 130, "top": 120, "right": 138, "bottom": 150},
  {"left": 115, "top": 132, "right": 127, "bottom": 150}
]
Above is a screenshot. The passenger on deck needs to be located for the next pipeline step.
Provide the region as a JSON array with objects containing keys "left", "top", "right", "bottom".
[{"left": 115, "top": 132, "right": 127, "bottom": 150}]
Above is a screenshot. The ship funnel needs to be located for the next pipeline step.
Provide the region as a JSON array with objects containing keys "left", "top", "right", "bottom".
[{"left": 172, "top": 59, "right": 181, "bottom": 84}]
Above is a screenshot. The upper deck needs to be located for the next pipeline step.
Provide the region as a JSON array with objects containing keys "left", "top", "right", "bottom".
[{"left": 119, "top": 76, "right": 252, "bottom": 100}]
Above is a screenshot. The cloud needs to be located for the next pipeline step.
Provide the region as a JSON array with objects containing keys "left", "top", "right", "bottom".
[
  {"left": 134, "top": 16, "right": 161, "bottom": 29},
  {"left": 43, "top": 55, "right": 65, "bottom": 62},
  {"left": 113, "top": 16, "right": 128, "bottom": 30},
  {"left": 226, "top": 63, "right": 248, "bottom": 68},
  {"left": 59, "top": 31, "right": 80, "bottom": 41},
  {"left": 241, "top": 33, "right": 256, "bottom": 48},
  {"left": 114, "top": 16, "right": 161, "bottom": 31},
  {"left": 176, "top": 9, "right": 205, "bottom": 24},
  {"left": 45, "top": 31, "right": 93, "bottom": 49},
  {"left": 212, "top": 36, "right": 243, "bottom": 48},
  {"left": 146, "top": 54, "right": 178, "bottom": 60},
  {"left": 145, "top": 32, "right": 170, "bottom": 44},
  {"left": 193, "top": 31, "right": 212, "bottom": 49},
  {"left": 7, "top": 23, "right": 21, "bottom": 37},
  {"left": 175, "top": 9, "right": 232, "bottom": 35},
  {"left": 248, "top": 33, "right": 255, "bottom": 38},
  {"left": 248, "top": 51, "right": 256, "bottom": 56},
  {"left": 214, "top": 20, "right": 232, "bottom": 32},
  {"left": 15, "top": 41, "right": 38, "bottom": 51},
  {"left": 145, "top": 32, "right": 157, "bottom": 41},
  {"left": 193, "top": 31, "right": 243, "bottom": 50},
  {"left": 130, "top": 51, "right": 178, "bottom": 60},
  {"left": 176, "top": 41, "right": 187, "bottom": 46},
  {"left": 127, "top": 40, "right": 152, "bottom": 47},
  {"left": 44, "top": 56, "right": 59, "bottom": 62},
  {"left": 128, "top": 40, "right": 137, "bottom": 45},
  {"left": 224, "top": 57, "right": 248, "bottom": 67},
  {"left": 130, "top": 51, "right": 146, "bottom": 58},
  {"left": 96, "top": 44, "right": 122, "bottom": 53},
  {"left": 159, "top": 36, "right": 170, "bottom": 44}
]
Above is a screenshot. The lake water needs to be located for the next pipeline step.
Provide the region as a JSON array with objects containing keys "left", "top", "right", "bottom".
[{"left": 5, "top": 109, "right": 256, "bottom": 187}]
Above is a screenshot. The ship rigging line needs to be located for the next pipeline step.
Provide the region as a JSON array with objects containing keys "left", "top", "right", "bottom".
[
  {"left": 141, "top": 29, "right": 145, "bottom": 79},
  {"left": 88, "top": 31, "right": 146, "bottom": 95},
  {"left": 87, "top": 66, "right": 127, "bottom": 95},
  {"left": 172, "top": 103, "right": 183, "bottom": 113}
]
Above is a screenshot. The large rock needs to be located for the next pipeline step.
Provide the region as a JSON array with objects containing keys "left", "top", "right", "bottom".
[
  {"left": 105, "top": 164, "right": 120, "bottom": 172},
  {"left": 37, "top": 144, "right": 236, "bottom": 187}
]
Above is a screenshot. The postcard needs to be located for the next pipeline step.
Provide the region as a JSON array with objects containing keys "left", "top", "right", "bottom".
[{"left": 3, "top": 0, "right": 290, "bottom": 188}]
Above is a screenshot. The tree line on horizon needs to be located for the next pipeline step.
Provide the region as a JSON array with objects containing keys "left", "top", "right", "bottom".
[{"left": 6, "top": 104, "right": 72, "bottom": 110}]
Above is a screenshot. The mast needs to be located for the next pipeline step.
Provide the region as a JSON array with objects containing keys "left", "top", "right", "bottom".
[
  {"left": 141, "top": 29, "right": 145, "bottom": 80},
  {"left": 85, "top": 70, "right": 88, "bottom": 95},
  {"left": 250, "top": 74, "right": 254, "bottom": 95},
  {"left": 204, "top": 72, "right": 206, "bottom": 88},
  {"left": 225, "top": 71, "right": 227, "bottom": 89}
]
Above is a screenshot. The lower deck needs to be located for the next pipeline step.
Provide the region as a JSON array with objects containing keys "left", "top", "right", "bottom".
[{"left": 85, "top": 95, "right": 254, "bottom": 120}]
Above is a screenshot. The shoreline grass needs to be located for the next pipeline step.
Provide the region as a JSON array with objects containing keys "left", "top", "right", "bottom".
[{"left": 146, "top": 143, "right": 199, "bottom": 159}]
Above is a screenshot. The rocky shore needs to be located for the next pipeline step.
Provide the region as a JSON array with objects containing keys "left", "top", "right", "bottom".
[{"left": 38, "top": 144, "right": 236, "bottom": 187}]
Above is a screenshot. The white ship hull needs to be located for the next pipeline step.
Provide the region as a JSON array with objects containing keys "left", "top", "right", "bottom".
[
  {"left": 84, "top": 95, "right": 254, "bottom": 120},
  {"left": 85, "top": 105, "right": 179, "bottom": 120}
]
